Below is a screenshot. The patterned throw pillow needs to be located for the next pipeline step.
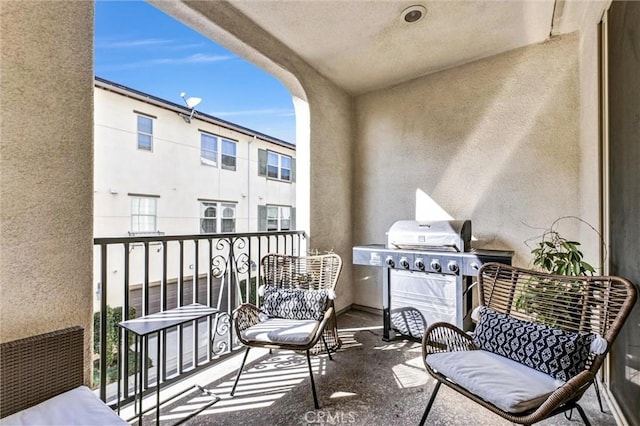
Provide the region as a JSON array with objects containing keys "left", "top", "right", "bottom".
[
  {"left": 261, "top": 287, "right": 329, "bottom": 321},
  {"left": 472, "top": 307, "right": 595, "bottom": 382}
]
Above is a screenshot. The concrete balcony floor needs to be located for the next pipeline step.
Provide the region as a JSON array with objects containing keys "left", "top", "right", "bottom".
[{"left": 135, "top": 309, "right": 617, "bottom": 426}]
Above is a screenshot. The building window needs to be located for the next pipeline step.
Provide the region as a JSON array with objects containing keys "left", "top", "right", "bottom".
[
  {"left": 137, "top": 115, "right": 153, "bottom": 151},
  {"left": 221, "top": 203, "right": 236, "bottom": 232},
  {"left": 200, "top": 202, "right": 217, "bottom": 233},
  {"left": 280, "top": 155, "right": 291, "bottom": 181},
  {"left": 221, "top": 139, "right": 237, "bottom": 171},
  {"left": 200, "top": 133, "right": 237, "bottom": 171},
  {"left": 201, "top": 133, "right": 218, "bottom": 167},
  {"left": 267, "top": 151, "right": 279, "bottom": 179},
  {"left": 260, "top": 149, "right": 293, "bottom": 181},
  {"left": 200, "top": 201, "right": 236, "bottom": 233},
  {"left": 264, "top": 205, "right": 292, "bottom": 231},
  {"left": 266, "top": 206, "right": 278, "bottom": 231},
  {"left": 131, "top": 196, "right": 157, "bottom": 233}
]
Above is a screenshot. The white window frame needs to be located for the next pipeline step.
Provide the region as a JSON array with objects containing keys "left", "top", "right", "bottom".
[
  {"left": 221, "top": 139, "right": 237, "bottom": 171},
  {"left": 137, "top": 114, "right": 153, "bottom": 151},
  {"left": 267, "top": 151, "right": 292, "bottom": 181},
  {"left": 130, "top": 196, "right": 157, "bottom": 234},
  {"left": 200, "top": 201, "right": 236, "bottom": 233},
  {"left": 200, "top": 133, "right": 237, "bottom": 171},
  {"left": 200, "top": 133, "right": 218, "bottom": 167},
  {"left": 200, "top": 202, "right": 217, "bottom": 233},
  {"left": 280, "top": 155, "right": 292, "bottom": 181},
  {"left": 266, "top": 205, "right": 291, "bottom": 231},
  {"left": 220, "top": 202, "right": 236, "bottom": 232}
]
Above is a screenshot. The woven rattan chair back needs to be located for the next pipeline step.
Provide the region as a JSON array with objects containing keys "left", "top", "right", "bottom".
[
  {"left": 261, "top": 253, "right": 342, "bottom": 292},
  {"left": 478, "top": 262, "right": 636, "bottom": 375}
]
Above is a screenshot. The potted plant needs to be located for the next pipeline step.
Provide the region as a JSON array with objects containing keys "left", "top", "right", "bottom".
[{"left": 516, "top": 216, "right": 600, "bottom": 327}]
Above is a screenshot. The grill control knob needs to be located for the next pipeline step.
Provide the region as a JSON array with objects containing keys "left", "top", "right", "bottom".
[
  {"left": 430, "top": 259, "right": 442, "bottom": 273},
  {"left": 470, "top": 262, "right": 480, "bottom": 271},
  {"left": 385, "top": 256, "right": 395, "bottom": 268},
  {"left": 399, "top": 257, "right": 410, "bottom": 270},
  {"left": 414, "top": 258, "right": 425, "bottom": 271},
  {"left": 447, "top": 261, "right": 460, "bottom": 274}
]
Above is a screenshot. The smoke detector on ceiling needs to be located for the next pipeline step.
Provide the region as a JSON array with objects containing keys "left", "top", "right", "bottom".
[{"left": 401, "top": 5, "right": 427, "bottom": 23}]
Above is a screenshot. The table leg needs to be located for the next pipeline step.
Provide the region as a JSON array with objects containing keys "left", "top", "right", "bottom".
[
  {"left": 138, "top": 335, "right": 144, "bottom": 426},
  {"left": 156, "top": 332, "right": 161, "bottom": 425},
  {"left": 117, "top": 327, "right": 122, "bottom": 415}
]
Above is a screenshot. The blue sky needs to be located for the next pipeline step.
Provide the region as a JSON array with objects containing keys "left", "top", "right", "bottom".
[{"left": 94, "top": 1, "right": 296, "bottom": 143}]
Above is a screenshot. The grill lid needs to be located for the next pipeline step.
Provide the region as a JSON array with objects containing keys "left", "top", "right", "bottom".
[{"left": 386, "top": 220, "right": 471, "bottom": 252}]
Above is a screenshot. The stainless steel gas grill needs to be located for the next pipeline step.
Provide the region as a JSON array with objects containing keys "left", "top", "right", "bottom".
[{"left": 353, "top": 220, "right": 513, "bottom": 341}]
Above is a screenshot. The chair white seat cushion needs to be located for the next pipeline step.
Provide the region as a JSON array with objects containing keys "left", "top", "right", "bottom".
[
  {"left": 0, "top": 385, "right": 127, "bottom": 425},
  {"left": 241, "top": 318, "right": 320, "bottom": 345},
  {"left": 426, "top": 350, "right": 564, "bottom": 413}
]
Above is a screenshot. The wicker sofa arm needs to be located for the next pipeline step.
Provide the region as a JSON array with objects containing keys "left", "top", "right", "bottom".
[
  {"left": 0, "top": 326, "right": 84, "bottom": 418},
  {"left": 422, "top": 321, "right": 477, "bottom": 356},
  {"left": 232, "top": 303, "right": 262, "bottom": 333}
]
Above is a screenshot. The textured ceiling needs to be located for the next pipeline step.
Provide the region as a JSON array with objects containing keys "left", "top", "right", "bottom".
[{"left": 229, "top": 1, "right": 557, "bottom": 95}]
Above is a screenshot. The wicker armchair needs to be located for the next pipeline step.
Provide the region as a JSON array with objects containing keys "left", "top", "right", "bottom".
[
  {"left": 230, "top": 253, "right": 342, "bottom": 409},
  {"left": 420, "top": 262, "right": 637, "bottom": 426}
]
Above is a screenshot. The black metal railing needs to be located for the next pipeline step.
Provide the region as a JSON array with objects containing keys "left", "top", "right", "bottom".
[{"left": 93, "top": 231, "right": 306, "bottom": 406}]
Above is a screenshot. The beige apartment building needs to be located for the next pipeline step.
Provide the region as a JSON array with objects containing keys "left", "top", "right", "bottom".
[
  {"left": 94, "top": 77, "right": 296, "bottom": 238},
  {"left": 93, "top": 77, "right": 297, "bottom": 309}
]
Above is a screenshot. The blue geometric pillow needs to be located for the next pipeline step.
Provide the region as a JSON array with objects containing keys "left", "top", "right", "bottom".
[
  {"left": 261, "top": 287, "right": 329, "bottom": 321},
  {"left": 472, "top": 307, "right": 595, "bottom": 382}
]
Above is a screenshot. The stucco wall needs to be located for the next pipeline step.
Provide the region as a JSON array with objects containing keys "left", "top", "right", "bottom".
[
  {"left": 0, "top": 0, "right": 94, "bottom": 381},
  {"left": 564, "top": 1, "right": 610, "bottom": 273},
  {"left": 353, "top": 34, "right": 582, "bottom": 309}
]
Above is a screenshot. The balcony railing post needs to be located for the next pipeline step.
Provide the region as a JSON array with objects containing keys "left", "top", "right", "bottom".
[
  {"left": 123, "top": 242, "right": 130, "bottom": 400},
  {"left": 99, "top": 244, "right": 108, "bottom": 401}
]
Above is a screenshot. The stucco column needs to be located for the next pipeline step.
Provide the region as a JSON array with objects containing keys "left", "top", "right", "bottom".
[{"left": 0, "top": 1, "right": 95, "bottom": 383}]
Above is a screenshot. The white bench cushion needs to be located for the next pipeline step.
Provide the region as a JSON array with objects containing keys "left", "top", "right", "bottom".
[
  {"left": 241, "top": 318, "right": 320, "bottom": 345},
  {"left": 426, "top": 350, "right": 564, "bottom": 413},
  {"left": 0, "top": 385, "right": 126, "bottom": 425}
]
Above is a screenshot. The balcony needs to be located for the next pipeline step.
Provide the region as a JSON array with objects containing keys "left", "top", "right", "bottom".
[
  {"left": 92, "top": 231, "right": 616, "bottom": 426},
  {"left": 93, "top": 230, "right": 306, "bottom": 407},
  {"left": 110, "top": 309, "right": 613, "bottom": 426}
]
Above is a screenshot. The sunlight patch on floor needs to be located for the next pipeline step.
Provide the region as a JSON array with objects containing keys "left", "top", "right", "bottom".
[
  {"left": 156, "top": 350, "right": 328, "bottom": 421},
  {"left": 330, "top": 391, "right": 358, "bottom": 399},
  {"left": 391, "top": 361, "right": 428, "bottom": 388},
  {"left": 337, "top": 331, "right": 364, "bottom": 349},
  {"left": 373, "top": 341, "right": 419, "bottom": 351}
]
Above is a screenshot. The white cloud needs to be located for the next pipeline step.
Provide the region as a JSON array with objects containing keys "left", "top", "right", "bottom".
[
  {"left": 97, "top": 54, "right": 233, "bottom": 71},
  {"left": 96, "top": 38, "right": 173, "bottom": 48},
  {"left": 157, "top": 53, "right": 232, "bottom": 64},
  {"left": 96, "top": 37, "right": 211, "bottom": 52}
]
